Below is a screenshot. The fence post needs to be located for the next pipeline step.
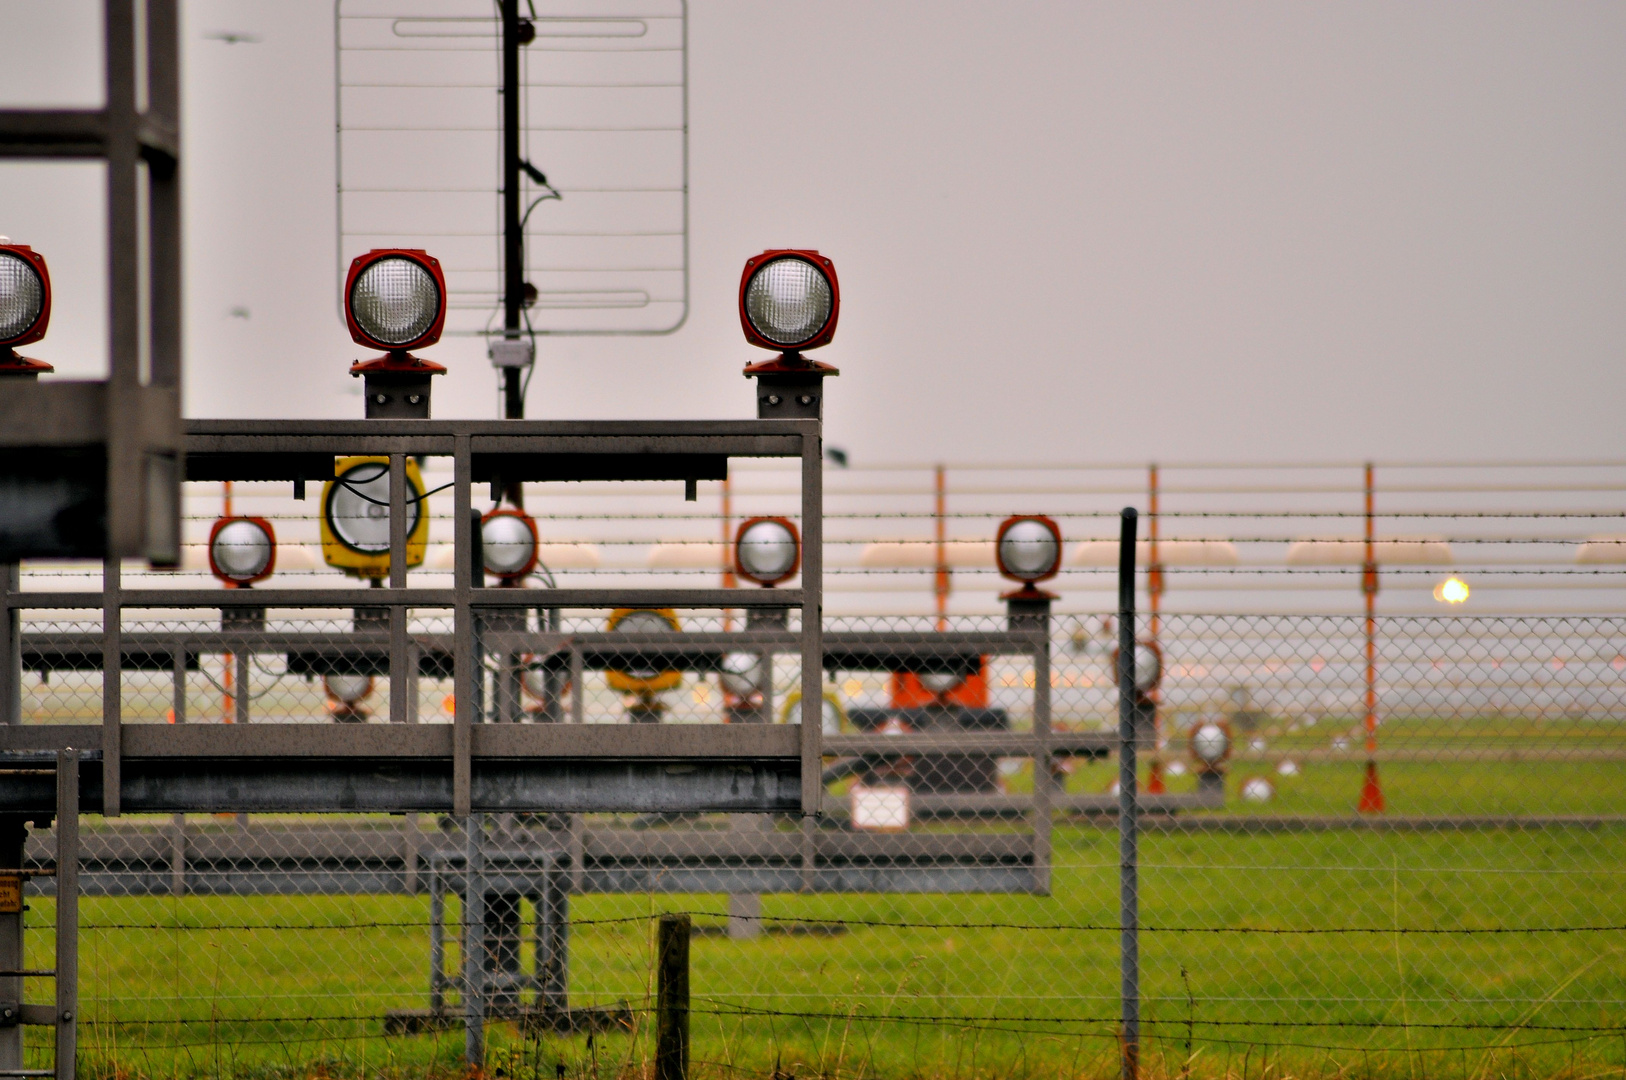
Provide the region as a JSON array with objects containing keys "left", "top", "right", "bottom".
[
  {"left": 55, "top": 749, "right": 78, "bottom": 1080},
  {"left": 656, "top": 913, "right": 690, "bottom": 1080},
  {"left": 1116, "top": 508, "right": 1140, "bottom": 1080},
  {"left": 463, "top": 817, "right": 485, "bottom": 1066}
]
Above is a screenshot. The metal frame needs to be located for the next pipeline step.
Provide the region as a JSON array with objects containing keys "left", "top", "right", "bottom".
[
  {"left": 0, "top": 419, "right": 826, "bottom": 819},
  {"left": 0, "top": 0, "right": 184, "bottom": 564}
]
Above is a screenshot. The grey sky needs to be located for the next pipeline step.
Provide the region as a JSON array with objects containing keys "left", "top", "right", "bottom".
[{"left": 3, "top": 1, "right": 1624, "bottom": 467}]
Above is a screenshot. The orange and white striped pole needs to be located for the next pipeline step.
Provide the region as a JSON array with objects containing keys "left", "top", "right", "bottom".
[{"left": 1358, "top": 462, "right": 1385, "bottom": 812}]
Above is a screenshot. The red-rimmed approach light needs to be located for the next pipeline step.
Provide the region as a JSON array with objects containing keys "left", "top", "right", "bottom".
[
  {"left": 344, "top": 249, "right": 448, "bottom": 419},
  {"left": 345, "top": 250, "right": 446, "bottom": 352},
  {"left": 735, "top": 516, "right": 801, "bottom": 586},
  {"left": 1190, "top": 719, "right": 1232, "bottom": 771},
  {"left": 1112, "top": 640, "right": 1163, "bottom": 696},
  {"left": 0, "top": 242, "right": 54, "bottom": 376},
  {"left": 996, "top": 515, "right": 1062, "bottom": 586},
  {"left": 719, "top": 652, "right": 767, "bottom": 701},
  {"left": 739, "top": 251, "right": 839, "bottom": 353},
  {"left": 208, "top": 516, "right": 277, "bottom": 587},
  {"left": 480, "top": 508, "right": 539, "bottom": 582}
]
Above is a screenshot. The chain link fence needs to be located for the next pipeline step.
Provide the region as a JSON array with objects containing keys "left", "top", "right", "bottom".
[{"left": 4, "top": 611, "right": 1621, "bottom": 1079}]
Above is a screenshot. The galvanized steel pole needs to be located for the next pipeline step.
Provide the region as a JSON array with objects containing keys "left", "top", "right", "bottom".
[{"left": 1116, "top": 507, "right": 1140, "bottom": 1080}]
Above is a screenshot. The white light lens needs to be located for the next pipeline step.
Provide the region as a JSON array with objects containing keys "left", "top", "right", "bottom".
[
  {"left": 327, "top": 461, "right": 420, "bottom": 555},
  {"left": 918, "top": 672, "right": 963, "bottom": 695},
  {"left": 737, "top": 520, "right": 798, "bottom": 581},
  {"left": 522, "top": 666, "right": 548, "bottom": 701},
  {"left": 1241, "top": 776, "right": 1275, "bottom": 803},
  {"left": 481, "top": 514, "right": 535, "bottom": 576},
  {"left": 1192, "top": 723, "right": 1229, "bottom": 765},
  {"left": 720, "top": 652, "right": 765, "bottom": 698},
  {"left": 212, "top": 519, "right": 273, "bottom": 581},
  {"left": 999, "top": 519, "right": 1059, "bottom": 581},
  {"left": 614, "top": 610, "right": 675, "bottom": 681},
  {"left": 324, "top": 674, "right": 372, "bottom": 705},
  {"left": 1276, "top": 759, "right": 1299, "bottom": 776},
  {"left": 350, "top": 256, "right": 439, "bottom": 346},
  {"left": 822, "top": 698, "right": 841, "bottom": 735},
  {"left": 744, "top": 258, "right": 832, "bottom": 347},
  {"left": 1133, "top": 644, "right": 1160, "bottom": 692},
  {"left": 0, "top": 253, "right": 44, "bottom": 341}
]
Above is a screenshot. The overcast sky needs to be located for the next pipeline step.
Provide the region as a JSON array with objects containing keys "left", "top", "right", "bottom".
[{"left": 3, "top": 1, "right": 1624, "bottom": 468}]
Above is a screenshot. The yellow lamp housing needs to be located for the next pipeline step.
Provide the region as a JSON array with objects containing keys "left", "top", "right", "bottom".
[
  {"left": 320, "top": 456, "right": 430, "bottom": 580},
  {"left": 604, "top": 608, "right": 684, "bottom": 694},
  {"left": 778, "top": 689, "right": 849, "bottom": 736}
]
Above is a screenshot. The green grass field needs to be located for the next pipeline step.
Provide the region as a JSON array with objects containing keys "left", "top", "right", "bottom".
[
  {"left": 10, "top": 800, "right": 1618, "bottom": 1080},
  {"left": 2, "top": 721, "right": 1620, "bottom": 1080}
]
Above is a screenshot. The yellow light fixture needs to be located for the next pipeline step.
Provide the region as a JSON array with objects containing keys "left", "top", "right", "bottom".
[
  {"left": 1433, "top": 576, "right": 1470, "bottom": 604},
  {"left": 604, "top": 608, "right": 683, "bottom": 694},
  {"left": 319, "top": 456, "right": 430, "bottom": 579}
]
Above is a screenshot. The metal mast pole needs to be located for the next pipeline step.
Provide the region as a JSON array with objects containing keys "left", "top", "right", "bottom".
[
  {"left": 500, "top": 0, "right": 524, "bottom": 420},
  {"left": 1117, "top": 507, "right": 1140, "bottom": 1080}
]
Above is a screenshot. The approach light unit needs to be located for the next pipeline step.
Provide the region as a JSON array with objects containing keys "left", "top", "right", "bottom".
[
  {"left": 319, "top": 456, "right": 430, "bottom": 580},
  {"left": 0, "top": 242, "right": 54, "bottom": 377},
  {"left": 323, "top": 674, "right": 375, "bottom": 723},
  {"left": 481, "top": 508, "right": 539, "bottom": 582},
  {"left": 735, "top": 516, "right": 801, "bottom": 586},
  {"left": 779, "top": 689, "right": 848, "bottom": 736},
  {"left": 1190, "top": 720, "right": 1233, "bottom": 772},
  {"left": 997, "top": 515, "right": 1063, "bottom": 613},
  {"left": 917, "top": 672, "right": 964, "bottom": 695},
  {"left": 719, "top": 652, "right": 767, "bottom": 701},
  {"left": 207, "top": 516, "right": 276, "bottom": 587},
  {"left": 344, "top": 249, "right": 448, "bottom": 418},
  {"left": 1111, "top": 640, "right": 1164, "bottom": 696},
  {"left": 605, "top": 608, "right": 684, "bottom": 697},
  {"left": 740, "top": 250, "right": 841, "bottom": 420}
]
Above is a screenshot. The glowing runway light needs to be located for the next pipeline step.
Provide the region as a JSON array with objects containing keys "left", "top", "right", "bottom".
[{"left": 1433, "top": 576, "right": 1470, "bottom": 604}]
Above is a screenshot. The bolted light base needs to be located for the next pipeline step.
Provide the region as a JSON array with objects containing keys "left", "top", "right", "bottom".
[
  {"left": 351, "top": 353, "right": 447, "bottom": 419},
  {"left": 744, "top": 353, "right": 838, "bottom": 420},
  {"left": 1003, "top": 586, "right": 1055, "bottom": 632}
]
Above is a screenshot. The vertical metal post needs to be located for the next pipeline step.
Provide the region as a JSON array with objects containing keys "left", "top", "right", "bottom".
[
  {"left": 933, "top": 464, "right": 948, "bottom": 630},
  {"left": 0, "top": 564, "right": 18, "bottom": 726},
  {"left": 499, "top": 0, "right": 525, "bottom": 419},
  {"left": 389, "top": 454, "right": 409, "bottom": 724},
  {"left": 0, "top": 815, "right": 26, "bottom": 1071},
  {"left": 462, "top": 818, "right": 485, "bottom": 1065},
  {"left": 655, "top": 913, "right": 690, "bottom": 1080},
  {"left": 104, "top": 0, "right": 145, "bottom": 558},
  {"left": 1031, "top": 620, "right": 1053, "bottom": 895},
  {"left": 539, "top": 859, "right": 569, "bottom": 1014},
  {"left": 55, "top": 750, "right": 78, "bottom": 1080},
  {"left": 145, "top": 0, "right": 182, "bottom": 393},
  {"left": 169, "top": 814, "right": 185, "bottom": 897},
  {"left": 232, "top": 652, "right": 249, "bottom": 724},
  {"left": 798, "top": 425, "right": 823, "bottom": 814},
  {"left": 1116, "top": 508, "right": 1139, "bottom": 1080},
  {"left": 453, "top": 438, "right": 474, "bottom": 817},
  {"left": 169, "top": 644, "right": 186, "bottom": 724},
  {"left": 101, "top": 558, "right": 121, "bottom": 816},
  {"left": 428, "top": 865, "right": 445, "bottom": 1013}
]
